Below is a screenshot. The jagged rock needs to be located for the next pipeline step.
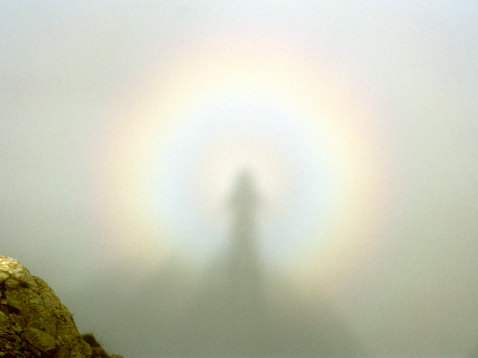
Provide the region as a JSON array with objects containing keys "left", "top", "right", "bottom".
[
  {"left": 0, "top": 256, "right": 121, "bottom": 358},
  {"left": 81, "top": 334, "right": 109, "bottom": 358}
]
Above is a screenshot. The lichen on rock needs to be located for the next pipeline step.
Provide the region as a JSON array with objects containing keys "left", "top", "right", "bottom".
[{"left": 0, "top": 255, "right": 121, "bottom": 358}]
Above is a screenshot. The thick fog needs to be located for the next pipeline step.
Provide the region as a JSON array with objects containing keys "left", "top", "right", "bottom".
[{"left": 2, "top": 2, "right": 478, "bottom": 357}]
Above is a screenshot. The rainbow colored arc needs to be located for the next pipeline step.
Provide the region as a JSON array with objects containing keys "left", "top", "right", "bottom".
[{"left": 93, "top": 33, "right": 391, "bottom": 291}]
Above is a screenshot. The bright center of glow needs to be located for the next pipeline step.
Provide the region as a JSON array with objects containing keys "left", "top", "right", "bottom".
[{"left": 150, "top": 91, "right": 337, "bottom": 261}]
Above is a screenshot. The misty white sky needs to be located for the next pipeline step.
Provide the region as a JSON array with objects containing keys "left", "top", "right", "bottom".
[{"left": 1, "top": 1, "right": 478, "bottom": 357}]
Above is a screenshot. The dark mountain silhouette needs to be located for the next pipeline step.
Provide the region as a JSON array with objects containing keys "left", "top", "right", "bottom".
[
  {"left": 151, "top": 171, "right": 365, "bottom": 357},
  {"left": 68, "top": 172, "right": 366, "bottom": 357}
]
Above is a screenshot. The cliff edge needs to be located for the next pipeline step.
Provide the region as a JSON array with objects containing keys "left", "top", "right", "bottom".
[{"left": 0, "top": 255, "right": 122, "bottom": 358}]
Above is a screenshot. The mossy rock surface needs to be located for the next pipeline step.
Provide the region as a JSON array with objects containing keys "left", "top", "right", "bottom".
[{"left": 0, "top": 256, "right": 122, "bottom": 358}]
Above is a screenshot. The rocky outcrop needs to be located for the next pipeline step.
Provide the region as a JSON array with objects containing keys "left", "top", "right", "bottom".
[{"left": 0, "top": 256, "right": 122, "bottom": 358}]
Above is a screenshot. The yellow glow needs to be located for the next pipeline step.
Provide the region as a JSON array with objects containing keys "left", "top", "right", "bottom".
[{"left": 95, "top": 32, "right": 390, "bottom": 289}]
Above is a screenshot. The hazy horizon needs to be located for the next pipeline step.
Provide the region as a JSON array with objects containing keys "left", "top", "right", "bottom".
[{"left": 2, "top": 2, "right": 478, "bottom": 357}]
